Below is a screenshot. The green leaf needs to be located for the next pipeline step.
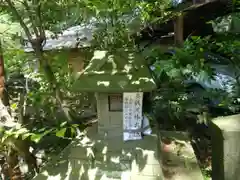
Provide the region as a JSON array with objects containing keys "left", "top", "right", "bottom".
[
  {"left": 31, "top": 134, "right": 43, "bottom": 143},
  {"left": 38, "top": 127, "right": 47, "bottom": 132},
  {"left": 3, "top": 129, "right": 14, "bottom": 141},
  {"left": 1, "top": 136, "right": 7, "bottom": 143},
  {"left": 11, "top": 103, "right": 17, "bottom": 110},
  {"left": 71, "top": 124, "right": 79, "bottom": 128},
  {"left": 2, "top": 132, "right": 12, "bottom": 143},
  {"left": 60, "top": 121, "right": 67, "bottom": 127},
  {"left": 22, "top": 133, "right": 33, "bottom": 140},
  {"left": 191, "top": 36, "right": 200, "bottom": 40},
  {"left": 43, "top": 129, "right": 54, "bottom": 136},
  {"left": 56, "top": 128, "right": 67, "bottom": 137},
  {"left": 70, "top": 127, "right": 76, "bottom": 137},
  {"left": 16, "top": 127, "right": 29, "bottom": 135},
  {"left": 14, "top": 133, "right": 19, "bottom": 139}
]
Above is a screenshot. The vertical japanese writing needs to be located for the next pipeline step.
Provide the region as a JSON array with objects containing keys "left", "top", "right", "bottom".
[
  {"left": 123, "top": 92, "right": 143, "bottom": 141},
  {"left": 123, "top": 96, "right": 129, "bottom": 130},
  {"left": 133, "top": 92, "right": 143, "bottom": 138},
  {"left": 128, "top": 96, "right": 133, "bottom": 139}
]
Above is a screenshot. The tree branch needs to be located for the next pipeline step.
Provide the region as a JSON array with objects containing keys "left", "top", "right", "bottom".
[
  {"left": 35, "top": 0, "right": 46, "bottom": 43},
  {"left": 22, "top": 0, "right": 40, "bottom": 38},
  {"left": 5, "top": 0, "right": 33, "bottom": 42}
]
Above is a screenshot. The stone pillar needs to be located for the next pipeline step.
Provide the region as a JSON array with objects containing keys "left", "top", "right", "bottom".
[{"left": 210, "top": 114, "right": 240, "bottom": 180}]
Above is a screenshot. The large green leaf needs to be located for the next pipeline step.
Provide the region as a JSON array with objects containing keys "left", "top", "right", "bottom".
[
  {"left": 56, "top": 128, "right": 67, "bottom": 137},
  {"left": 30, "top": 133, "right": 43, "bottom": 143}
]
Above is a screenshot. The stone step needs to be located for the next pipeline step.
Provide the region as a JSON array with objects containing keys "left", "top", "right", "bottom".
[
  {"left": 32, "top": 125, "right": 203, "bottom": 180},
  {"left": 159, "top": 131, "right": 204, "bottom": 180},
  {"left": 32, "top": 125, "right": 164, "bottom": 180}
]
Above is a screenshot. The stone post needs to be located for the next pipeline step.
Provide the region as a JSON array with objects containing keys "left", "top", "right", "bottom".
[{"left": 210, "top": 114, "right": 240, "bottom": 180}]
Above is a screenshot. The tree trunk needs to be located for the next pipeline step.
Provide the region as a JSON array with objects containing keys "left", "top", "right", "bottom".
[
  {"left": 0, "top": 41, "right": 16, "bottom": 127},
  {"left": 0, "top": 40, "right": 39, "bottom": 179},
  {"left": 0, "top": 40, "right": 5, "bottom": 100},
  {"left": 7, "top": 148, "right": 22, "bottom": 180},
  {"left": 34, "top": 47, "right": 72, "bottom": 122},
  {"left": 8, "top": 137, "right": 39, "bottom": 174},
  {"left": 0, "top": 40, "right": 9, "bottom": 107},
  {"left": 5, "top": 0, "right": 73, "bottom": 122}
]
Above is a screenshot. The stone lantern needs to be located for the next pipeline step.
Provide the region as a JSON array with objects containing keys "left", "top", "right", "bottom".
[
  {"left": 72, "top": 49, "right": 156, "bottom": 140},
  {"left": 33, "top": 49, "right": 163, "bottom": 180}
]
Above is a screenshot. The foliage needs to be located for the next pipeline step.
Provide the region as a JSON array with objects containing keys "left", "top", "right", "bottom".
[
  {"left": 148, "top": 33, "right": 240, "bottom": 129},
  {"left": 83, "top": 0, "right": 174, "bottom": 51},
  {"left": 0, "top": 1, "right": 95, "bottom": 179},
  {"left": 211, "top": 12, "right": 240, "bottom": 33},
  {"left": 0, "top": 122, "right": 81, "bottom": 144},
  {"left": 0, "top": 0, "right": 238, "bottom": 178},
  {"left": 0, "top": 0, "right": 88, "bottom": 33}
]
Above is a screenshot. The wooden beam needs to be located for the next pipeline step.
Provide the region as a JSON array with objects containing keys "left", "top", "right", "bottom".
[{"left": 174, "top": 13, "right": 184, "bottom": 46}]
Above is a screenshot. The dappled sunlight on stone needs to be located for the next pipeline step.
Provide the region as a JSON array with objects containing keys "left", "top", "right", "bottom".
[
  {"left": 97, "top": 81, "right": 110, "bottom": 87},
  {"left": 126, "top": 74, "right": 133, "bottom": 80},
  {"left": 108, "top": 55, "right": 117, "bottom": 70},
  {"left": 132, "top": 77, "right": 155, "bottom": 85},
  {"left": 128, "top": 53, "right": 135, "bottom": 60},
  {"left": 111, "top": 70, "right": 117, "bottom": 75},
  {"left": 32, "top": 123, "right": 163, "bottom": 180},
  {"left": 118, "top": 81, "right": 128, "bottom": 89},
  {"left": 87, "top": 71, "right": 105, "bottom": 74},
  {"left": 72, "top": 50, "right": 156, "bottom": 92},
  {"left": 92, "top": 51, "right": 107, "bottom": 60},
  {"left": 132, "top": 80, "right": 140, "bottom": 85},
  {"left": 124, "top": 64, "right": 134, "bottom": 73}
]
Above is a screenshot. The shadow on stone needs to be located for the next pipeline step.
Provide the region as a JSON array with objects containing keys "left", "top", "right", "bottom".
[{"left": 32, "top": 123, "right": 163, "bottom": 180}]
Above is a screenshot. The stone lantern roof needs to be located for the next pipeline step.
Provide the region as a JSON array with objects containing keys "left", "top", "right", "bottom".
[{"left": 72, "top": 49, "right": 156, "bottom": 93}]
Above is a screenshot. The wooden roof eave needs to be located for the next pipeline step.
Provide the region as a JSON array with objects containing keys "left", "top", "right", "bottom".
[{"left": 137, "top": 0, "right": 240, "bottom": 42}]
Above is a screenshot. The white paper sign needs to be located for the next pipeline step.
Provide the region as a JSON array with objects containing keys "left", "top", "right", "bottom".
[{"left": 123, "top": 92, "right": 143, "bottom": 141}]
